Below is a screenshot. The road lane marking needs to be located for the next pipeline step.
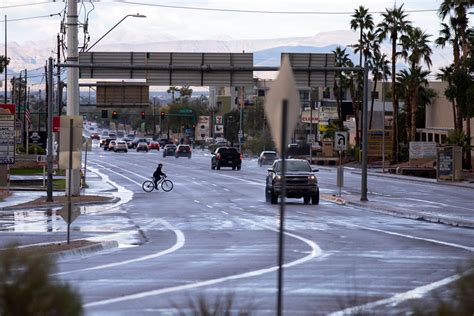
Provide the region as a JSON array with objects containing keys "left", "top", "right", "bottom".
[
  {"left": 224, "top": 188, "right": 230, "bottom": 192},
  {"left": 54, "top": 219, "right": 185, "bottom": 276},
  {"left": 329, "top": 219, "right": 474, "bottom": 252},
  {"left": 206, "top": 205, "right": 214, "bottom": 209},
  {"left": 84, "top": 215, "right": 322, "bottom": 308},
  {"left": 194, "top": 200, "right": 200, "bottom": 204},
  {"left": 329, "top": 269, "right": 473, "bottom": 316}
]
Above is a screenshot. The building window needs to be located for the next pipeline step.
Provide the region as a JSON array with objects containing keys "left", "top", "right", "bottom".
[
  {"left": 428, "top": 133, "right": 433, "bottom": 142},
  {"left": 435, "top": 134, "right": 440, "bottom": 143}
]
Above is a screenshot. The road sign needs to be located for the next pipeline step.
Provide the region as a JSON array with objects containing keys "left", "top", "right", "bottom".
[
  {"left": 179, "top": 108, "right": 193, "bottom": 114},
  {"left": 334, "top": 131, "right": 348, "bottom": 151},
  {"left": 0, "top": 106, "right": 16, "bottom": 164},
  {"left": 215, "top": 115, "right": 223, "bottom": 124},
  {"left": 57, "top": 203, "right": 81, "bottom": 224},
  {"left": 264, "top": 55, "right": 301, "bottom": 154}
]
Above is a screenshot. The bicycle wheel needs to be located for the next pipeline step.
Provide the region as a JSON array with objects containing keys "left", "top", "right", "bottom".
[
  {"left": 161, "top": 179, "right": 173, "bottom": 192},
  {"left": 142, "top": 180, "right": 155, "bottom": 192}
]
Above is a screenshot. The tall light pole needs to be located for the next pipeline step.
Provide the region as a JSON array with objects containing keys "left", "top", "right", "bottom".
[{"left": 85, "top": 14, "right": 146, "bottom": 52}]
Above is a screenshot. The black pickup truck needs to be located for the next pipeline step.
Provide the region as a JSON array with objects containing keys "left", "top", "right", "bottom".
[
  {"left": 265, "top": 159, "right": 319, "bottom": 205},
  {"left": 211, "top": 147, "right": 242, "bottom": 170}
]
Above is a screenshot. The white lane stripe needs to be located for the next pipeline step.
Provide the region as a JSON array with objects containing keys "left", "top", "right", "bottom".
[
  {"left": 325, "top": 218, "right": 474, "bottom": 314},
  {"left": 329, "top": 269, "right": 474, "bottom": 316},
  {"left": 54, "top": 219, "right": 185, "bottom": 276},
  {"left": 194, "top": 200, "right": 200, "bottom": 204},
  {"left": 206, "top": 205, "right": 214, "bottom": 209},
  {"left": 224, "top": 188, "right": 230, "bottom": 192},
  {"left": 329, "top": 219, "right": 474, "bottom": 252},
  {"left": 85, "top": 214, "right": 322, "bottom": 308}
]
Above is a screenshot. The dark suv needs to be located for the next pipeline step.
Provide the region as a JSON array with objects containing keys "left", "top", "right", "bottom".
[
  {"left": 175, "top": 145, "right": 191, "bottom": 158},
  {"left": 211, "top": 147, "right": 242, "bottom": 170},
  {"left": 265, "top": 159, "right": 319, "bottom": 205}
]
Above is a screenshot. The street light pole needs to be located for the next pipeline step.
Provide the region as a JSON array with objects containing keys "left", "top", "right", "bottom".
[{"left": 85, "top": 14, "right": 146, "bottom": 52}]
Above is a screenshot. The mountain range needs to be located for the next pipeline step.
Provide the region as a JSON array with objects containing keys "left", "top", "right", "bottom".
[{"left": 2, "top": 30, "right": 450, "bottom": 85}]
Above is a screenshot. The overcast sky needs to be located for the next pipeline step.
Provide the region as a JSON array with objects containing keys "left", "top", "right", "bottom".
[{"left": 1, "top": 0, "right": 446, "bottom": 46}]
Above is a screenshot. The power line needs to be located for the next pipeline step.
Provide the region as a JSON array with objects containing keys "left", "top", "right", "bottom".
[
  {"left": 0, "top": 12, "right": 62, "bottom": 23},
  {"left": 117, "top": 1, "right": 438, "bottom": 15},
  {"left": 0, "top": 1, "right": 52, "bottom": 9}
]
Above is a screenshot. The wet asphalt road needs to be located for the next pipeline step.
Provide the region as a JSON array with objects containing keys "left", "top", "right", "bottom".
[{"left": 4, "top": 144, "right": 474, "bottom": 315}]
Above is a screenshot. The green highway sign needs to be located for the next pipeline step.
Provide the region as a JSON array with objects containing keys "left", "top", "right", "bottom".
[{"left": 179, "top": 108, "right": 193, "bottom": 114}]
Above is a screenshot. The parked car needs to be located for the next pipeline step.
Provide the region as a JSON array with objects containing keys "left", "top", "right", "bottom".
[
  {"left": 175, "top": 144, "right": 191, "bottom": 159},
  {"left": 136, "top": 142, "right": 149, "bottom": 152},
  {"left": 90, "top": 132, "right": 100, "bottom": 140},
  {"left": 114, "top": 140, "right": 128, "bottom": 152},
  {"left": 211, "top": 147, "right": 242, "bottom": 170},
  {"left": 148, "top": 141, "right": 160, "bottom": 151},
  {"left": 162, "top": 144, "right": 177, "bottom": 157},
  {"left": 258, "top": 151, "right": 278, "bottom": 166},
  {"left": 265, "top": 159, "right": 319, "bottom": 205}
]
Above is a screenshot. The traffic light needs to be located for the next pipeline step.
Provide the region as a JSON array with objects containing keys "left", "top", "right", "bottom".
[
  {"left": 141, "top": 111, "right": 145, "bottom": 120},
  {"left": 101, "top": 110, "right": 108, "bottom": 118},
  {"left": 160, "top": 112, "right": 165, "bottom": 120},
  {"left": 112, "top": 111, "right": 118, "bottom": 119}
]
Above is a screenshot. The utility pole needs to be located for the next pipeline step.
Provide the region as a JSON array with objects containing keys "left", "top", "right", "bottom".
[
  {"left": 23, "top": 69, "right": 27, "bottom": 148},
  {"left": 66, "top": 0, "right": 81, "bottom": 196},
  {"left": 3, "top": 15, "right": 6, "bottom": 103},
  {"left": 47, "top": 58, "right": 54, "bottom": 202}
]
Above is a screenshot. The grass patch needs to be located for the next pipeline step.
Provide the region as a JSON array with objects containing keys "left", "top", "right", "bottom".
[{"left": 10, "top": 168, "right": 44, "bottom": 175}]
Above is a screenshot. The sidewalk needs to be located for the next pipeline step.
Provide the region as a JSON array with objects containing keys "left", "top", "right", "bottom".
[
  {"left": 322, "top": 166, "right": 474, "bottom": 228},
  {"left": 0, "top": 171, "right": 118, "bottom": 210}
]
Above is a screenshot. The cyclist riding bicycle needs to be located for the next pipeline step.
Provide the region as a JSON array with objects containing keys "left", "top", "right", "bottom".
[{"left": 153, "top": 163, "right": 167, "bottom": 189}]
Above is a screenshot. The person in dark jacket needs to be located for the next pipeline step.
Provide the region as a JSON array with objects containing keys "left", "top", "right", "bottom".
[{"left": 153, "top": 163, "right": 166, "bottom": 189}]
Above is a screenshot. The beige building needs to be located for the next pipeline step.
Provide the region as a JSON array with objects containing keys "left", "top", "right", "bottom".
[{"left": 419, "top": 81, "right": 474, "bottom": 153}]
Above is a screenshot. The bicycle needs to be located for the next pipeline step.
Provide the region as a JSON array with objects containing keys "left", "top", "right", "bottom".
[{"left": 142, "top": 176, "right": 174, "bottom": 193}]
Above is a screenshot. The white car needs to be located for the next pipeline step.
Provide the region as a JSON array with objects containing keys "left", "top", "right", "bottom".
[{"left": 114, "top": 140, "right": 128, "bottom": 152}]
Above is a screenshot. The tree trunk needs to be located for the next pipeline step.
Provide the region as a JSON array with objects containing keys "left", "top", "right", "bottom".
[
  {"left": 466, "top": 117, "right": 472, "bottom": 169},
  {"left": 369, "top": 78, "right": 378, "bottom": 130},
  {"left": 391, "top": 38, "right": 399, "bottom": 163},
  {"left": 411, "top": 87, "right": 418, "bottom": 142},
  {"left": 405, "top": 97, "right": 411, "bottom": 143},
  {"left": 452, "top": 99, "right": 458, "bottom": 133}
]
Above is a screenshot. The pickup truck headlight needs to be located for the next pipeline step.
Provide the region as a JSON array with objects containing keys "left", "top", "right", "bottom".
[
  {"left": 308, "top": 175, "right": 317, "bottom": 184},
  {"left": 273, "top": 175, "right": 282, "bottom": 184}
]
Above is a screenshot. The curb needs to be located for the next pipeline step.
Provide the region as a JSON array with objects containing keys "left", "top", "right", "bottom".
[
  {"left": 0, "top": 196, "right": 120, "bottom": 211},
  {"left": 340, "top": 198, "right": 474, "bottom": 229},
  {"left": 52, "top": 240, "right": 119, "bottom": 262}
]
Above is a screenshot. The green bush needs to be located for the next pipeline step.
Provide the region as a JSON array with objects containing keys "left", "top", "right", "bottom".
[
  {"left": 0, "top": 244, "right": 83, "bottom": 316},
  {"left": 16, "top": 144, "right": 46, "bottom": 155}
]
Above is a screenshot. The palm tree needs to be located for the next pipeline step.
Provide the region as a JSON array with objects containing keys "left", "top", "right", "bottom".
[
  {"left": 439, "top": 0, "right": 473, "bottom": 169},
  {"left": 166, "top": 86, "right": 179, "bottom": 103},
  {"left": 436, "top": 19, "right": 461, "bottom": 70},
  {"left": 438, "top": 0, "right": 470, "bottom": 61},
  {"left": 436, "top": 65, "right": 458, "bottom": 132},
  {"left": 350, "top": 5, "right": 374, "bottom": 67},
  {"left": 377, "top": 4, "right": 411, "bottom": 163},
  {"left": 369, "top": 52, "right": 391, "bottom": 129},
  {"left": 400, "top": 26, "right": 432, "bottom": 142},
  {"left": 401, "top": 27, "right": 432, "bottom": 70},
  {"left": 0, "top": 55, "right": 10, "bottom": 73}
]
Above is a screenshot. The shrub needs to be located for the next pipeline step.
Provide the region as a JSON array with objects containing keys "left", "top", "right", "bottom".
[{"left": 0, "top": 244, "right": 83, "bottom": 316}]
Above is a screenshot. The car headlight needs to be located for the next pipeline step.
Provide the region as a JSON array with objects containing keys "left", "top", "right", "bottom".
[
  {"left": 308, "top": 175, "right": 318, "bottom": 184},
  {"left": 273, "top": 175, "right": 282, "bottom": 184}
]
